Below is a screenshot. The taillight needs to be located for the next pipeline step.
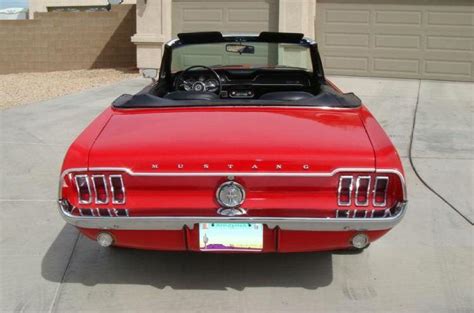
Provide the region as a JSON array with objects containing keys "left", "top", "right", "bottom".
[
  {"left": 337, "top": 176, "right": 353, "bottom": 206},
  {"left": 92, "top": 175, "right": 108, "bottom": 204},
  {"left": 74, "top": 174, "right": 126, "bottom": 205},
  {"left": 75, "top": 175, "right": 91, "bottom": 204},
  {"left": 110, "top": 175, "right": 126, "bottom": 204},
  {"left": 338, "top": 175, "right": 391, "bottom": 207},
  {"left": 355, "top": 176, "right": 370, "bottom": 206},
  {"left": 373, "top": 176, "right": 389, "bottom": 206}
]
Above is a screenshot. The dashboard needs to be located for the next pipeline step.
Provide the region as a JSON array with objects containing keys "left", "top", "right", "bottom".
[{"left": 174, "top": 68, "right": 313, "bottom": 99}]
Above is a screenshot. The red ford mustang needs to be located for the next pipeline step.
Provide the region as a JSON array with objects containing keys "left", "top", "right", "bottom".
[{"left": 58, "top": 32, "right": 407, "bottom": 253}]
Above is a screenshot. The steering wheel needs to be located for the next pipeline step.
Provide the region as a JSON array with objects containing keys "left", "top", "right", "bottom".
[{"left": 174, "top": 65, "right": 222, "bottom": 95}]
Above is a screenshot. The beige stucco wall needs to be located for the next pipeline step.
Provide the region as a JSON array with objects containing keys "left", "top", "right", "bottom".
[
  {"left": 1, "top": 5, "right": 136, "bottom": 74},
  {"left": 279, "top": 0, "right": 316, "bottom": 40},
  {"left": 132, "top": 0, "right": 316, "bottom": 73},
  {"left": 29, "top": 0, "right": 136, "bottom": 19},
  {"left": 132, "top": 0, "right": 171, "bottom": 70}
]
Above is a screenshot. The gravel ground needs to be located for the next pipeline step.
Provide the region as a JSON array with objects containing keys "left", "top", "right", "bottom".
[{"left": 0, "top": 68, "right": 139, "bottom": 109}]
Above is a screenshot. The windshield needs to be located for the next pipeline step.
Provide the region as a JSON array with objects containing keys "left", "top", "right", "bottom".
[{"left": 171, "top": 42, "right": 313, "bottom": 72}]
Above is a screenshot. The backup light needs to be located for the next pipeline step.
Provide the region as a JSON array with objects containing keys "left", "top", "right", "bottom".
[
  {"left": 351, "top": 233, "right": 369, "bottom": 249},
  {"left": 97, "top": 232, "right": 114, "bottom": 247}
]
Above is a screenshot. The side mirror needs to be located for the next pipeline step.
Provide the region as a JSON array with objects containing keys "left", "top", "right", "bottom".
[
  {"left": 142, "top": 68, "right": 158, "bottom": 82},
  {"left": 226, "top": 44, "right": 255, "bottom": 54}
]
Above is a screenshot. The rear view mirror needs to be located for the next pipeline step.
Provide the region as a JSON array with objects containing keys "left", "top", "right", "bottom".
[{"left": 226, "top": 44, "right": 255, "bottom": 54}]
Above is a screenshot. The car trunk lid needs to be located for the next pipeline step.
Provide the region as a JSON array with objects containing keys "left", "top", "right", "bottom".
[{"left": 89, "top": 107, "right": 374, "bottom": 172}]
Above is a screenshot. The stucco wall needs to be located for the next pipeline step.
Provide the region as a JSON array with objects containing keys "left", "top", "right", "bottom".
[{"left": 0, "top": 5, "right": 136, "bottom": 74}]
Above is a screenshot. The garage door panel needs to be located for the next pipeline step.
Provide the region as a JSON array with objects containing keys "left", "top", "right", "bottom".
[
  {"left": 374, "top": 34, "right": 421, "bottom": 49},
  {"left": 324, "top": 56, "right": 369, "bottom": 73},
  {"left": 182, "top": 9, "right": 223, "bottom": 21},
  {"left": 424, "top": 60, "right": 472, "bottom": 78},
  {"left": 375, "top": 10, "right": 422, "bottom": 25},
  {"left": 325, "top": 9, "right": 370, "bottom": 24},
  {"left": 373, "top": 58, "right": 420, "bottom": 75},
  {"left": 427, "top": 11, "right": 472, "bottom": 27},
  {"left": 426, "top": 36, "right": 473, "bottom": 52},
  {"left": 227, "top": 8, "right": 270, "bottom": 22},
  {"left": 323, "top": 48, "right": 423, "bottom": 59},
  {"left": 317, "top": 0, "right": 474, "bottom": 81},
  {"left": 172, "top": 0, "right": 278, "bottom": 36},
  {"left": 324, "top": 33, "right": 370, "bottom": 48}
]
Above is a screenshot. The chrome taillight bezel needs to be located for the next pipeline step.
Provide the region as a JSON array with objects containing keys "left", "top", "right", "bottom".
[
  {"left": 337, "top": 176, "right": 353, "bottom": 206},
  {"left": 373, "top": 176, "right": 389, "bottom": 207},
  {"left": 91, "top": 175, "right": 109, "bottom": 204},
  {"left": 75, "top": 174, "right": 92, "bottom": 204},
  {"left": 355, "top": 176, "right": 371, "bottom": 206},
  {"left": 109, "top": 174, "right": 126, "bottom": 204}
]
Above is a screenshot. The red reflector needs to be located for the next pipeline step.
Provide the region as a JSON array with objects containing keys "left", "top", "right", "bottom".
[
  {"left": 338, "top": 176, "right": 353, "bottom": 206},
  {"left": 355, "top": 176, "right": 371, "bottom": 206},
  {"left": 373, "top": 177, "right": 389, "bottom": 206},
  {"left": 92, "top": 175, "right": 108, "bottom": 204},
  {"left": 110, "top": 175, "right": 125, "bottom": 204},
  {"left": 75, "top": 175, "right": 91, "bottom": 204}
]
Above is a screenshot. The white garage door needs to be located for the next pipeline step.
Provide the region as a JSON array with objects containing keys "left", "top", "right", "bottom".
[
  {"left": 316, "top": 0, "right": 474, "bottom": 81},
  {"left": 172, "top": 0, "right": 278, "bottom": 36}
]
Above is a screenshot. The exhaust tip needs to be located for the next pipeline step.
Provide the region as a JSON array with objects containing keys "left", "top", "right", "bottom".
[
  {"left": 351, "top": 233, "right": 369, "bottom": 249},
  {"left": 97, "top": 232, "right": 114, "bottom": 247}
]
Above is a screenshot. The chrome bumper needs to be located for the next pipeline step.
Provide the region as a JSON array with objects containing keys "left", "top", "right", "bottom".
[{"left": 58, "top": 201, "right": 407, "bottom": 232}]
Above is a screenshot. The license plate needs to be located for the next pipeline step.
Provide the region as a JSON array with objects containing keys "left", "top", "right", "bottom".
[{"left": 199, "top": 223, "right": 263, "bottom": 252}]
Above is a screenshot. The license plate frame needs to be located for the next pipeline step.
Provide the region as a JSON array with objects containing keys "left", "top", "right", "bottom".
[{"left": 199, "top": 223, "right": 263, "bottom": 252}]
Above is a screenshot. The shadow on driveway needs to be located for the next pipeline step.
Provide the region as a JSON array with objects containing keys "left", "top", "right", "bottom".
[{"left": 41, "top": 225, "right": 334, "bottom": 291}]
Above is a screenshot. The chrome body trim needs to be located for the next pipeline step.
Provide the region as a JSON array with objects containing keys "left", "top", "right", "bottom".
[
  {"left": 355, "top": 176, "right": 371, "bottom": 206},
  {"left": 373, "top": 176, "right": 389, "bottom": 207},
  {"left": 91, "top": 175, "right": 109, "bottom": 204},
  {"left": 61, "top": 167, "right": 375, "bottom": 178},
  {"left": 78, "top": 167, "right": 376, "bottom": 178},
  {"left": 59, "top": 167, "right": 407, "bottom": 201},
  {"left": 58, "top": 200, "right": 407, "bottom": 231},
  {"left": 74, "top": 175, "right": 92, "bottom": 205}
]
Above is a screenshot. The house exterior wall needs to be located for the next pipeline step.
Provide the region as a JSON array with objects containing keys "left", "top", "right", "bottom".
[
  {"left": 17, "top": 0, "right": 471, "bottom": 81},
  {"left": 0, "top": 5, "right": 136, "bottom": 74}
]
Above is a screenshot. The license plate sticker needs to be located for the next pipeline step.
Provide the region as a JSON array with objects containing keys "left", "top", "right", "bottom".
[{"left": 199, "top": 223, "right": 263, "bottom": 251}]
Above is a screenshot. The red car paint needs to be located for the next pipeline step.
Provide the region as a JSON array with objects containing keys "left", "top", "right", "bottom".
[{"left": 59, "top": 82, "right": 406, "bottom": 252}]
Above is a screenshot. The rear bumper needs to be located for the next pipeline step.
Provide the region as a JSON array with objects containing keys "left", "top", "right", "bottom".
[{"left": 58, "top": 200, "right": 407, "bottom": 232}]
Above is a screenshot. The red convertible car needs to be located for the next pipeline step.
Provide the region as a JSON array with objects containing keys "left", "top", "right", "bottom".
[{"left": 58, "top": 32, "right": 407, "bottom": 253}]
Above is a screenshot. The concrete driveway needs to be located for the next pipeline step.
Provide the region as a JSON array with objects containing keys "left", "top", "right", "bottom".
[{"left": 0, "top": 76, "right": 472, "bottom": 313}]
